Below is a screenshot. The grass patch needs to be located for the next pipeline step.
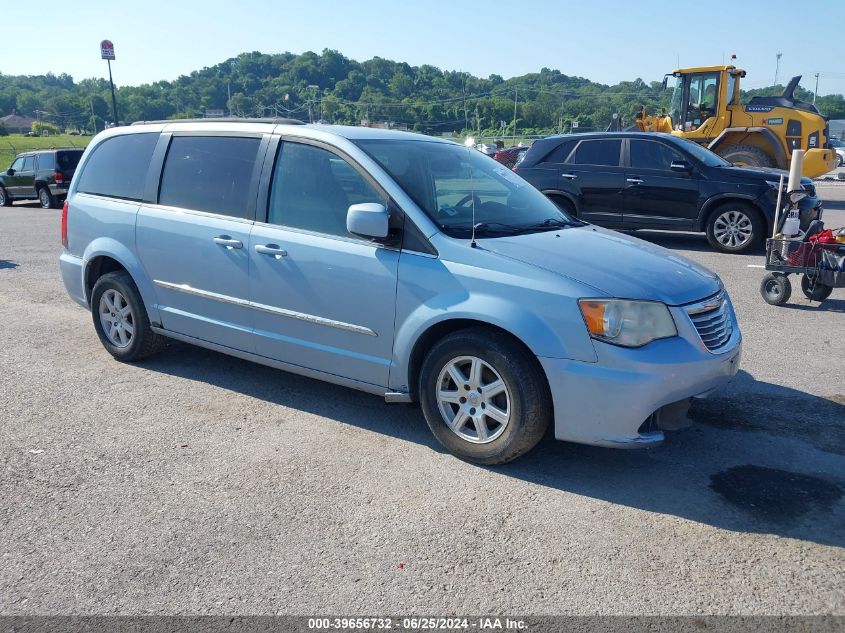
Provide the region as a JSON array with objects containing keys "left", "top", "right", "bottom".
[{"left": 0, "top": 134, "right": 93, "bottom": 167}]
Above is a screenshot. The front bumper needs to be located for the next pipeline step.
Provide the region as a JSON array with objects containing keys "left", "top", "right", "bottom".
[{"left": 540, "top": 298, "right": 741, "bottom": 448}]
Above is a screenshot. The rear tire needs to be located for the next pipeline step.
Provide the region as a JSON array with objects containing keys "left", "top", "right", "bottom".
[
  {"left": 800, "top": 275, "right": 833, "bottom": 301},
  {"left": 0, "top": 186, "right": 10, "bottom": 207},
  {"left": 37, "top": 186, "right": 55, "bottom": 209},
  {"left": 91, "top": 271, "right": 165, "bottom": 361},
  {"left": 418, "top": 327, "right": 551, "bottom": 465},
  {"left": 705, "top": 202, "right": 765, "bottom": 253},
  {"left": 760, "top": 273, "right": 791, "bottom": 306}
]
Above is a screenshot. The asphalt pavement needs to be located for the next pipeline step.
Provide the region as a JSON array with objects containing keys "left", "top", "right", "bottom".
[{"left": 0, "top": 197, "right": 843, "bottom": 616}]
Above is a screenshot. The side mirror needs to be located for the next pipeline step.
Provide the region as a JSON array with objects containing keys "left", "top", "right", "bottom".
[
  {"left": 6, "top": 168, "right": 14, "bottom": 176},
  {"left": 347, "top": 203, "right": 389, "bottom": 239},
  {"left": 670, "top": 160, "right": 693, "bottom": 173},
  {"left": 788, "top": 190, "right": 808, "bottom": 204}
]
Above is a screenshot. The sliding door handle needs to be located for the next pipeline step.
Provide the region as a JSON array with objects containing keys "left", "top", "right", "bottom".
[{"left": 255, "top": 244, "right": 288, "bottom": 259}]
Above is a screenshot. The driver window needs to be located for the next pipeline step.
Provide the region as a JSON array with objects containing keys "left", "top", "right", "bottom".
[{"left": 10, "top": 157, "right": 24, "bottom": 171}]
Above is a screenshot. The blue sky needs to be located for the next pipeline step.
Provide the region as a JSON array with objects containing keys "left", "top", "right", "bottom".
[{"left": 3, "top": 0, "right": 845, "bottom": 96}]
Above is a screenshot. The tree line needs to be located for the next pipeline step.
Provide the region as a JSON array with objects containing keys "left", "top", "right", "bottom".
[{"left": 2, "top": 49, "right": 844, "bottom": 137}]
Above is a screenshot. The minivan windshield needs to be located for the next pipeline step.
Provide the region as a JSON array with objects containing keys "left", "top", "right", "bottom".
[{"left": 354, "top": 139, "right": 579, "bottom": 237}]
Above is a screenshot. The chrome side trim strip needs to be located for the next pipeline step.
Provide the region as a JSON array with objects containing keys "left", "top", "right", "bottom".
[{"left": 153, "top": 280, "right": 377, "bottom": 337}]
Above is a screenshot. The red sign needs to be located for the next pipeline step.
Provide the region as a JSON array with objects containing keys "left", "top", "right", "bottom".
[{"left": 100, "top": 40, "right": 115, "bottom": 61}]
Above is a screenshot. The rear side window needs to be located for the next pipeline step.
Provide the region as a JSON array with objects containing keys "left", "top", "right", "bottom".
[
  {"left": 630, "top": 140, "right": 682, "bottom": 170},
  {"left": 158, "top": 136, "right": 261, "bottom": 218},
  {"left": 569, "top": 140, "right": 622, "bottom": 167},
  {"left": 37, "top": 153, "right": 55, "bottom": 170},
  {"left": 21, "top": 156, "right": 34, "bottom": 171},
  {"left": 76, "top": 133, "right": 158, "bottom": 201},
  {"left": 541, "top": 139, "right": 577, "bottom": 164}
]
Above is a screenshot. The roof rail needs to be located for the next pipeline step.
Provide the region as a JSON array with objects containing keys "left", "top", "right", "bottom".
[{"left": 130, "top": 117, "right": 306, "bottom": 126}]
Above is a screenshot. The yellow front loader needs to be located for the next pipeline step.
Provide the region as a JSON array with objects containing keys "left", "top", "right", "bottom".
[{"left": 631, "top": 65, "right": 836, "bottom": 178}]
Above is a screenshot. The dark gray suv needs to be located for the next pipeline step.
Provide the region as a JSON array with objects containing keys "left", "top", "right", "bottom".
[{"left": 0, "top": 149, "right": 84, "bottom": 208}]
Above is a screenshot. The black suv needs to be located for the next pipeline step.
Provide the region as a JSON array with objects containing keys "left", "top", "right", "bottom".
[
  {"left": 0, "top": 149, "right": 84, "bottom": 209},
  {"left": 514, "top": 132, "right": 822, "bottom": 253}
]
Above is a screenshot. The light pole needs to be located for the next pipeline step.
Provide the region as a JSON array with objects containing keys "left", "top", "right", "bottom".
[
  {"left": 813, "top": 73, "right": 820, "bottom": 105},
  {"left": 774, "top": 52, "right": 782, "bottom": 86}
]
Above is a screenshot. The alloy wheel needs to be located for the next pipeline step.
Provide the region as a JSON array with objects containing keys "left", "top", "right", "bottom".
[
  {"left": 436, "top": 355, "right": 511, "bottom": 444},
  {"left": 713, "top": 210, "right": 754, "bottom": 249},
  {"left": 98, "top": 289, "right": 135, "bottom": 348}
]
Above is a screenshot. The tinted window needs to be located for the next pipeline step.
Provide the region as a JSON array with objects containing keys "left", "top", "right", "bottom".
[
  {"left": 56, "top": 151, "right": 81, "bottom": 171},
  {"left": 77, "top": 133, "right": 159, "bottom": 201},
  {"left": 22, "top": 156, "right": 34, "bottom": 171},
  {"left": 37, "top": 153, "right": 55, "bottom": 170},
  {"left": 569, "top": 140, "right": 621, "bottom": 166},
  {"left": 630, "top": 140, "right": 682, "bottom": 170},
  {"left": 158, "top": 136, "right": 260, "bottom": 217},
  {"left": 267, "top": 142, "right": 384, "bottom": 237},
  {"left": 541, "top": 139, "right": 576, "bottom": 164}
]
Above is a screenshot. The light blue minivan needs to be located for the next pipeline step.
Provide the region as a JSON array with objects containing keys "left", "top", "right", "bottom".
[{"left": 60, "top": 120, "right": 741, "bottom": 464}]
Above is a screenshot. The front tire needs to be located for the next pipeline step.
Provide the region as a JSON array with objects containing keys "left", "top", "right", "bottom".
[
  {"left": 91, "top": 271, "right": 165, "bottom": 361},
  {"left": 760, "top": 273, "right": 791, "bottom": 306},
  {"left": 705, "top": 203, "right": 765, "bottom": 253},
  {"left": 418, "top": 328, "right": 551, "bottom": 465},
  {"left": 37, "top": 186, "right": 55, "bottom": 209},
  {"left": 716, "top": 144, "right": 775, "bottom": 168}
]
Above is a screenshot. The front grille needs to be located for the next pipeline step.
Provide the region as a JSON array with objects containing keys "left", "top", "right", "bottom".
[{"left": 686, "top": 292, "right": 733, "bottom": 352}]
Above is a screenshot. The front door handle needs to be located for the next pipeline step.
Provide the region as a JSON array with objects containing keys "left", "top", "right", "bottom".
[
  {"left": 560, "top": 173, "right": 577, "bottom": 180},
  {"left": 255, "top": 243, "right": 288, "bottom": 259},
  {"left": 213, "top": 236, "right": 243, "bottom": 249},
  {"left": 626, "top": 177, "right": 644, "bottom": 185}
]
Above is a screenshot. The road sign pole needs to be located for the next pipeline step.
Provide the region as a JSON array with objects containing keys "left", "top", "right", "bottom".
[{"left": 107, "top": 59, "right": 119, "bottom": 126}]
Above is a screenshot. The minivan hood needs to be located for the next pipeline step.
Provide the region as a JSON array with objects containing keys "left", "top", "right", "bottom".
[{"left": 479, "top": 226, "right": 720, "bottom": 306}]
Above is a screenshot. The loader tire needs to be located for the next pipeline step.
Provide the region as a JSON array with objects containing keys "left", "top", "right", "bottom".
[{"left": 717, "top": 144, "right": 775, "bottom": 169}]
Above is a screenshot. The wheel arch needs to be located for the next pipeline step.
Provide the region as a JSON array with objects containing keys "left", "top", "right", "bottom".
[
  {"left": 542, "top": 190, "right": 580, "bottom": 215},
  {"left": 404, "top": 318, "right": 551, "bottom": 404},
  {"left": 82, "top": 239, "right": 160, "bottom": 324},
  {"left": 696, "top": 195, "right": 770, "bottom": 233},
  {"left": 708, "top": 127, "right": 788, "bottom": 169}
]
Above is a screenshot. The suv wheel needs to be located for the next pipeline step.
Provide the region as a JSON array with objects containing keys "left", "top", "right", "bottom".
[
  {"left": 37, "top": 186, "right": 55, "bottom": 209},
  {"left": 91, "top": 271, "right": 165, "bottom": 361},
  {"left": 0, "top": 186, "right": 10, "bottom": 207},
  {"left": 418, "top": 327, "right": 551, "bottom": 465},
  {"left": 705, "top": 203, "right": 764, "bottom": 253}
]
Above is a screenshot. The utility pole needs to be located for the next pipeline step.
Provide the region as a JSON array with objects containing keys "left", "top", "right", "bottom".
[
  {"left": 307, "top": 84, "right": 319, "bottom": 123},
  {"left": 813, "top": 73, "right": 820, "bottom": 104},
  {"left": 774, "top": 52, "right": 782, "bottom": 86},
  {"left": 512, "top": 88, "right": 518, "bottom": 143},
  {"left": 90, "top": 98, "right": 97, "bottom": 134}
]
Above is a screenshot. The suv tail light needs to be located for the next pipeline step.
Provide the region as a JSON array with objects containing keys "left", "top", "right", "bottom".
[
  {"left": 54, "top": 170, "right": 64, "bottom": 184},
  {"left": 61, "top": 200, "right": 68, "bottom": 248}
]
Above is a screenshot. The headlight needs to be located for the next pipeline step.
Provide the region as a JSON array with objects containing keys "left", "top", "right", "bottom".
[{"left": 578, "top": 299, "right": 677, "bottom": 348}]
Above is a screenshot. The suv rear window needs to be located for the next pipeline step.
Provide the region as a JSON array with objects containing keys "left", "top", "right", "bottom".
[
  {"left": 158, "top": 135, "right": 261, "bottom": 218},
  {"left": 76, "top": 133, "right": 159, "bottom": 201},
  {"left": 56, "top": 151, "right": 82, "bottom": 171},
  {"left": 569, "top": 139, "right": 622, "bottom": 167}
]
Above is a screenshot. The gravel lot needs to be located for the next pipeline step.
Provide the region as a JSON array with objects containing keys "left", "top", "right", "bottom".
[{"left": 0, "top": 192, "right": 843, "bottom": 616}]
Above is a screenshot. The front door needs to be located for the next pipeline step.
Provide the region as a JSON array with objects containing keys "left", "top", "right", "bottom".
[
  {"left": 623, "top": 139, "right": 702, "bottom": 230},
  {"left": 136, "top": 134, "right": 266, "bottom": 352},
  {"left": 561, "top": 138, "right": 625, "bottom": 227},
  {"left": 248, "top": 139, "right": 399, "bottom": 388},
  {"left": 5, "top": 156, "right": 26, "bottom": 196}
]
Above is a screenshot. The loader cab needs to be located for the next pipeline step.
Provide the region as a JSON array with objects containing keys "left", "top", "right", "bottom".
[{"left": 668, "top": 66, "right": 743, "bottom": 138}]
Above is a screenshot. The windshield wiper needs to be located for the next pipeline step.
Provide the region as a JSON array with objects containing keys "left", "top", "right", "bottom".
[{"left": 510, "top": 218, "right": 581, "bottom": 233}]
